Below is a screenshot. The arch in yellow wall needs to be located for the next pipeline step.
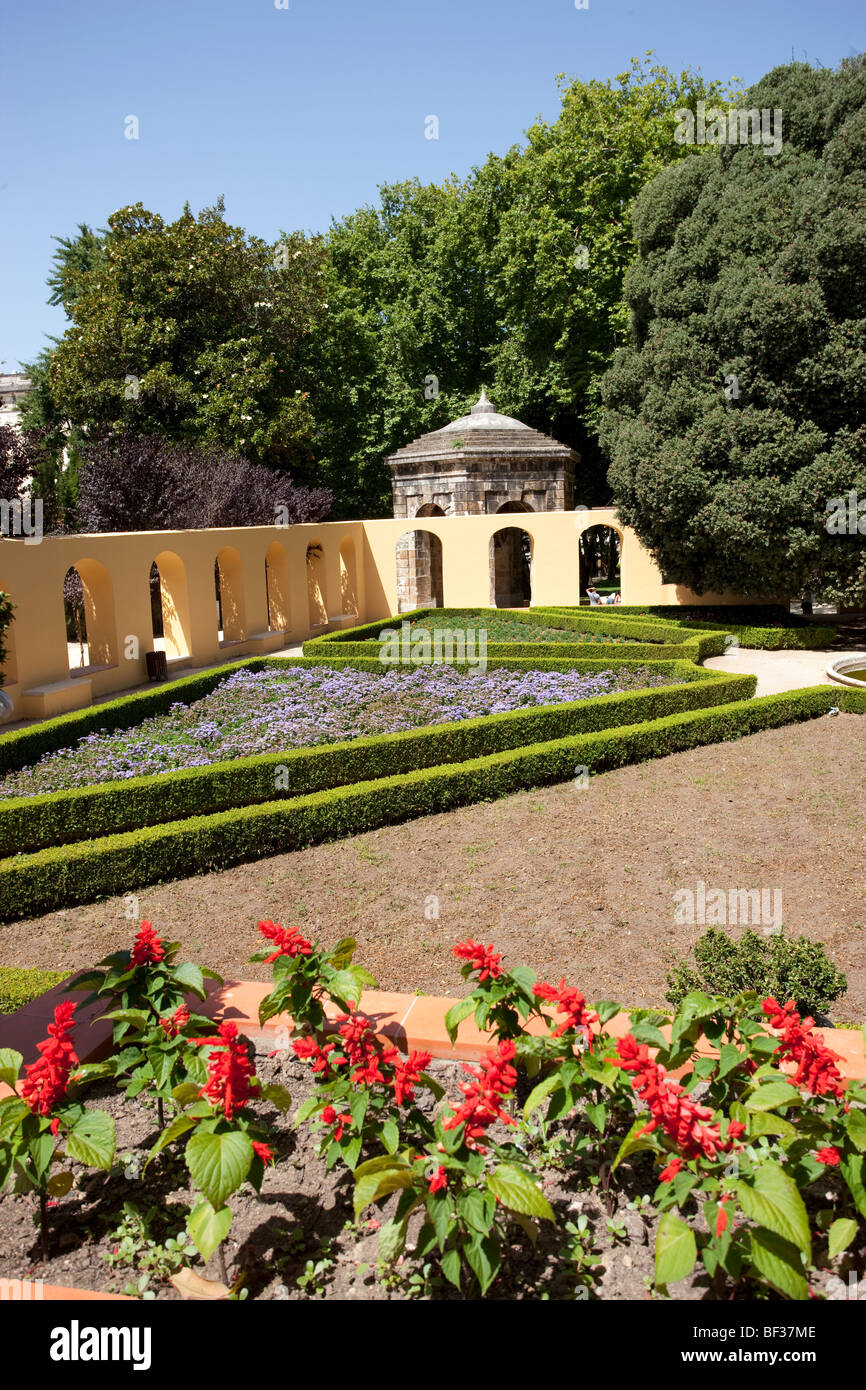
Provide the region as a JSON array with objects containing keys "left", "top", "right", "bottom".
[
  {"left": 265, "top": 541, "right": 291, "bottom": 632},
  {"left": 152, "top": 550, "right": 192, "bottom": 659},
  {"left": 215, "top": 546, "right": 247, "bottom": 643},
  {"left": 339, "top": 537, "right": 359, "bottom": 616},
  {"left": 306, "top": 543, "right": 328, "bottom": 629}
]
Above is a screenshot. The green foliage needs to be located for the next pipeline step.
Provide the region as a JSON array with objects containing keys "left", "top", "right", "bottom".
[
  {"left": 600, "top": 57, "right": 866, "bottom": 605},
  {"left": 0, "top": 966, "right": 69, "bottom": 1015},
  {"left": 4, "top": 683, "right": 859, "bottom": 922},
  {"left": 538, "top": 605, "right": 836, "bottom": 650},
  {"left": 103, "top": 1199, "right": 194, "bottom": 1297},
  {"left": 47, "top": 200, "right": 326, "bottom": 474},
  {"left": 666, "top": 928, "right": 848, "bottom": 1016},
  {"left": 0, "top": 590, "right": 15, "bottom": 685}
]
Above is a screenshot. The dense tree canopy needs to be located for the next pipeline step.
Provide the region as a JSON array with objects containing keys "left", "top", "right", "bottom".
[
  {"left": 600, "top": 58, "right": 866, "bottom": 604},
  {"left": 47, "top": 199, "right": 326, "bottom": 476}
]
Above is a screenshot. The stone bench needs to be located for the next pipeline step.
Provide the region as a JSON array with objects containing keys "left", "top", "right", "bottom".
[{"left": 21, "top": 675, "right": 94, "bottom": 719}]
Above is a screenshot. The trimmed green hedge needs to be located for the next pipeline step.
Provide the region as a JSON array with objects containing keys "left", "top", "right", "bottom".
[
  {"left": 0, "top": 668, "right": 753, "bottom": 855},
  {"left": 1, "top": 684, "right": 855, "bottom": 923},
  {"left": 0, "top": 965, "right": 70, "bottom": 1014},
  {"left": 535, "top": 606, "right": 836, "bottom": 651}
]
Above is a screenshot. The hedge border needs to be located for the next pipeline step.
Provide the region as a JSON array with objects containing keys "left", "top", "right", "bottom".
[
  {"left": 0, "top": 966, "right": 71, "bottom": 1015},
  {"left": 1, "top": 684, "right": 859, "bottom": 922},
  {"left": 0, "top": 666, "right": 754, "bottom": 855},
  {"left": 535, "top": 605, "right": 836, "bottom": 651}
]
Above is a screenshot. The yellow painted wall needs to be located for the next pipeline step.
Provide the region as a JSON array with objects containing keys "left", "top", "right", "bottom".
[{"left": 0, "top": 512, "right": 748, "bottom": 719}]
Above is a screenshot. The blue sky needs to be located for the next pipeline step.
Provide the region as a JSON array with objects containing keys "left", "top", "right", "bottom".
[{"left": 1, "top": 0, "right": 862, "bottom": 368}]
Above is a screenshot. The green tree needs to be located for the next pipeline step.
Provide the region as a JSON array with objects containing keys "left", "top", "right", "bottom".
[
  {"left": 48, "top": 199, "right": 327, "bottom": 474},
  {"left": 307, "top": 56, "right": 739, "bottom": 516},
  {"left": 599, "top": 57, "right": 866, "bottom": 604}
]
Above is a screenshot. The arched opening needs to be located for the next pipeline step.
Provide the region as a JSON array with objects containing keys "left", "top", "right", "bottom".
[
  {"left": 0, "top": 584, "right": 18, "bottom": 686},
  {"left": 415, "top": 503, "right": 445, "bottom": 518},
  {"left": 306, "top": 543, "right": 328, "bottom": 630},
  {"left": 496, "top": 500, "right": 534, "bottom": 514},
  {"left": 396, "top": 530, "right": 444, "bottom": 612},
  {"left": 490, "top": 528, "right": 532, "bottom": 608},
  {"left": 265, "top": 541, "right": 291, "bottom": 632},
  {"left": 215, "top": 546, "right": 246, "bottom": 643},
  {"left": 152, "top": 550, "right": 192, "bottom": 659},
  {"left": 64, "top": 559, "right": 117, "bottom": 671},
  {"left": 339, "top": 538, "right": 359, "bottom": 616},
  {"left": 579, "top": 525, "right": 622, "bottom": 603}
]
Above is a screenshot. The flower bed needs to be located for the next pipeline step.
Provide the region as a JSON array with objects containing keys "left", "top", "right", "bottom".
[{"left": 1, "top": 921, "right": 864, "bottom": 1302}]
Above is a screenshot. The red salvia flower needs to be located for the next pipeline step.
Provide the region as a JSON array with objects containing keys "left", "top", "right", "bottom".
[
  {"left": 252, "top": 1141, "right": 274, "bottom": 1165},
  {"left": 613, "top": 1034, "right": 742, "bottom": 1163},
  {"left": 194, "top": 1021, "right": 259, "bottom": 1119},
  {"left": 659, "top": 1157, "right": 684, "bottom": 1183},
  {"left": 428, "top": 1165, "right": 448, "bottom": 1194},
  {"left": 443, "top": 1039, "right": 518, "bottom": 1151},
  {"left": 257, "top": 920, "right": 313, "bottom": 965},
  {"left": 534, "top": 979, "right": 600, "bottom": 1044},
  {"left": 291, "top": 1035, "right": 345, "bottom": 1079},
  {"left": 159, "top": 1004, "right": 190, "bottom": 1038},
  {"left": 452, "top": 940, "right": 503, "bottom": 981},
  {"left": 761, "top": 998, "right": 845, "bottom": 1098},
  {"left": 392, "top": 1050, "right": 433, "bottom": 1107},
  {"left": 335, "top": 1013, "right": 399, "bottom": 1086},
  {"left": 815, "top": 1146, "right": 842, "bottom": 1166},
  {"left": 320, "top": 1104, "right": 353, "bottom": 1142},
  {"left": 20, "top": 1001, "right": 79, "bottom": 1125},
  {"left": 131, "top": 921, "right": 165, "bottom": 966},
  {"left": 716, "top": 1195, "right": 733, "bottom": 1238}
]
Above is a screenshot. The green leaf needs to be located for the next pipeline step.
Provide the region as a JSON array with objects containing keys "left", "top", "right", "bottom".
[
  {"left": 353, "top": 1165, "right": 415, "bottom": 1218},
  {"left": 746, "top": 1112, "right": 796, "bottom": 1140},
  {"left": 631, "top": 1022, "right": 669, "bottom": 1050},
  {"left": 187, "top": 1200, "right": 232, "bottom": 1263},
  {"left": 329, "top": 937, "right": 358, "bottom": 969},
  {"left": 846, "top": 1108, "right": 866, "bottom": 1153},
  {"left": 745, "top": 1082, "right": 802, "bottom": 1112},
  {"left": 381, "top": 1120, "right": 399, "bottom": 1155},
  {"left": 840, "top": 1155, "right": 866, "bottom": 1219},
  {"left": 186, "top": 1130, "right": 252, "bottom": 1209},
  {"left": 737, "top": 1164, "right": 811, "bottom": 1255},
  {"left": 259, "top": 1083, "right": 292, "bottom": 1113},
  {"left": 99, "top": 1008, "right": 150, "bottom": 1029},
  {"left": 171, "top": 1082, "right": 201, "bottom": 1108},
  {"left": 444, "top": 996, "right": 476, "bottom": 1042},
  {"left": 612, "top": 1115, "right": 657, "bottom": 1173},
  {"left": 0, "top": 1049, "right": 23, "bottom": 1088},
  {"left": 172, "top": 962, "right": 206, "bottom": 1000},
  {"left": 429, "top": 1190, "right": 452, "bottom": 1250},
  {"left": 584, "top": 1101, "right": 607, "bottom": 1135},
  {"left": 717, "top": 1043, "right": 744, "bottom": 1078},
  {"left": 65, "top": 1109, "right": 115, "bottom": 1170},
  {"left": 655, "top": 1212, "right": 697, "bottom": 1287},
  {"left": 487, "top": 1164, "right": 554, "bottom": 1221},
  {"left": 293, "top": 1096, "right": 321, "bottom": 1127},
  {"left": 146, "top": 1113, "right": 198, "bottom": 1165},
  {"left": 46, "top": 1170, "right": 74, "bottom": 1197},
  {"left": 828, "top": 1218, "right": 858, "bottom": 1259},
  {"left": 378, "top": 1217, "right": 408, "bottom": 1265},
  {"left": 747, "top": 1228, "right": 808, "bottom": 1301},
  {"left": 440, "top": 1245, "right": 462, "bottom": 1290},
  {"left": 523, "top": 1072, "right": 563, "bottom": 1122},
  {"left": 464, "top": 1234, "right": 501, "bottom": 1294},
  {"left": 418, "top": 1072, "right": 445, "bottom": 1102}
]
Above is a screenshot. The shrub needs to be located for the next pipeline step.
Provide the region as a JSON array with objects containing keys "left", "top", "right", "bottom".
[
  {"left": 0, "top": 590, "right": 14, "bottom": 684},
  {"left": 0, "top": 965, "right": 70, "bottom": 1014},
  {"left": 665, "top": 928, "right": 848, "bottom": 1016}
]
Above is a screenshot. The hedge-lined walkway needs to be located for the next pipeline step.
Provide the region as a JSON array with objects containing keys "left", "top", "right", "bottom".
[
  {"left": 704, "top": 646, "right": 865, "bottom": 696},
  {"left": 3, "top": 714, "right": 865, "bottom": 1017}
]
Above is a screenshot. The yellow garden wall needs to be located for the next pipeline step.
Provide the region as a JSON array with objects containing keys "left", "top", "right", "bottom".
[{"left": 0, "top": 511, "right": 744, "bottom": 720}]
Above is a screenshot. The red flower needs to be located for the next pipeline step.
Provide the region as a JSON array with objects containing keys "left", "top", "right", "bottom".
[
  {"left": 443, "top": 1039, "right": 518, "bottom": 1151},
  {"left": 131, "top": 921, "right": 165, "bottom": 966},
  {"left": 159, "top": 1004, "right": 190, "bottom": 1038},
  {"left": 815, "top": 1146, "right": 841, "bottom": 1166},
  {"left": 292, "top": 1035, "right": 344, "bottom": 1079},
  {"left": 194, "top": 1021, "right": 259, "bottom": 1119},
  {"left": 453, "top": 940, "right": 502, "bottom": 981},
  {"left": 613, "top": 1034, "right": 741, "bottom": 1164},
  {"left": 320, "top": 1104, "right": 352, "bottom": 1142},
  {"left": 392, "top": 1050, "right": 433, "bottom": 1107},
  {"left": 252, "top": 1140, "right": 274, "bottom": 1166},
  {"left": 257, "top": 920, "right": 313, "bottom": 965},
  {"left": 428, "top": 1165, "right": 448, "bottom": 1194},
  {"left": 716, "top": 1195, "right": 732, "bottom": 1238},
  {"left": 335, "top": 1013, "right": 399, "bottom": 1087},
  {"left": 534, "top": 979, "right": 600, "bottom": 1043},
  {"left": 659, "top": 1157, "right": 684, "bottom": 1183},
  {"left": 761, "top": 998, "right": 845, "bottom": 1098},
  {"left": 20, "top": 1002, "right": 79, "bottom": 1120}
]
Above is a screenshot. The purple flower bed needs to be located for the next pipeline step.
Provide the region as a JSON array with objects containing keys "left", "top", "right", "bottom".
[{"left": 0, "top": 664, "right": 676, "bottom": 800}]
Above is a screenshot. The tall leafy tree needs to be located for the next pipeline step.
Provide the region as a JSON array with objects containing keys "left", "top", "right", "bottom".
[
  {"left": 48, "top": 200, "right": 327, "bottom": 475},
  {"left": 599, "top": 57, "right": 866, "bottom": 604}
]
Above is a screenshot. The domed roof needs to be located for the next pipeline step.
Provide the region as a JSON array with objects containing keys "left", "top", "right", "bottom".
[{"left": 386, "top": 391, "right": 578, "bottom": 468}]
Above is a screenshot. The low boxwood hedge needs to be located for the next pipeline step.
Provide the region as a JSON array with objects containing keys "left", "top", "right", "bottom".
[
  {"left": 0, "top": 965, "right": 70, "bottom": 1014},
  {"left": 535, "top": 606, "right": 836, "bottom": 650},
  {"left": 0, "top": 668, "right": 753, "bottom": 855},
  {"left": 1, "top": 683, "right": 855, "bottom": 923}
]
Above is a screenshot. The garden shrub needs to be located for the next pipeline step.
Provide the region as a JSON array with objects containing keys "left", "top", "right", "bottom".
[
  {"left": 0, "top": 965, "right": 70, "bottom": 1014},
  {"left": 0, "top": 685, "right": 851, "bottom": 921},
  {"left": 665, "top": 929, "right": 848, "bottom": 1017},
  {"left": 0, "top": 590, "right": 14, "bottom": 684},
  {"left": 536, "top": 605, "right": 836, "bottom": 650}
]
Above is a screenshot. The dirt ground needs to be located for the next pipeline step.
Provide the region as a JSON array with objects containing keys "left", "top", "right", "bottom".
[{"left": 2, "top": 715, "right": 865, "bottom": 1018}]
